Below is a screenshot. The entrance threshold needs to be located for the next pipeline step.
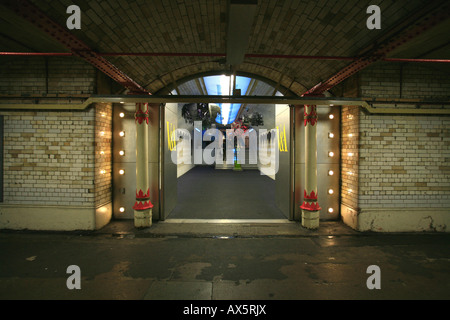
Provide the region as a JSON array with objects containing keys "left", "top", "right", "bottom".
[{"left": 162, "top": 219, "right": 293, "bottom": 224}]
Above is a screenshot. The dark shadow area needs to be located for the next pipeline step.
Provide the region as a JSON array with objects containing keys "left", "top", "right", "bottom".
[{"left": 168, "top": 166, "right": 286, "bottom": 219}]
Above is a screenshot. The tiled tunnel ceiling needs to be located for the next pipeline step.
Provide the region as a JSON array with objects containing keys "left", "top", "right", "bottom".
[{"left": 0, "top": 0, "right": 448, "bottom": 96}]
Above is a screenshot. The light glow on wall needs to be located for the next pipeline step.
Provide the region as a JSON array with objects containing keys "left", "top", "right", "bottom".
[
  {"left": 119, "top": 131, "right": 125, "bottom": 137},
  {"left": 119, "top": 169, "right": 125, "bottom": 175}
]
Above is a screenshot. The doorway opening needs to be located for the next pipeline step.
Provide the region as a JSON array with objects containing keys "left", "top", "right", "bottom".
[
  {"left": 111, "top": 73, "right": 341, "bottom": 224},
  {"left": 163, "top": 102, "right": 291, "bottom": 221}
]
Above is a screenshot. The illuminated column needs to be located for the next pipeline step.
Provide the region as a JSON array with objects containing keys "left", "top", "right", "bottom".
[
  {"left": 300, "top": 104, "right": 321, "bottom": 229},
  {"left": 133, "top": 102, "right": 153, "bottom": 227}
]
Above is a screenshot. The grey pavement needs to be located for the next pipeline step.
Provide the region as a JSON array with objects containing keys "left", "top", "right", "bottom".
[{"left": 0, "top": 220, "right": 449, "bottom": 302}]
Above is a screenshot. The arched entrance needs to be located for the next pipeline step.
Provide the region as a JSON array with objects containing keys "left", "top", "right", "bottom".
[{"left": 111, "top": 73, "right": 341, "bottom": 226}]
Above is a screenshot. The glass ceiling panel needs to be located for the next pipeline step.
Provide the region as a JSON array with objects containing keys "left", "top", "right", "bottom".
[
  {"left": 204, "top": 75, "right": 252, "bottom": 125},
  {"left": 174, "top": 74, "right": 281, "bottom": 125},
  {"left": 235, "top": 76, "right": 251, "bottom": 95}
]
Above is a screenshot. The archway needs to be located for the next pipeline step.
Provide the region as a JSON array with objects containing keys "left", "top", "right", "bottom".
[
  {"left": 162, "top": 73, "right": 292, "bottom": 221},
  {"left": 111, "top": 72, "right": 341, "bottom": 225}
]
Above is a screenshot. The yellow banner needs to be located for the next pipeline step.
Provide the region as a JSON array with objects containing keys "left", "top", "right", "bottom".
[
  {"left": 277, "top": 125, "right": 288, "bottom": 152},
  {"left": 167, "top": 121, "right": 177, "bottom": 151}
]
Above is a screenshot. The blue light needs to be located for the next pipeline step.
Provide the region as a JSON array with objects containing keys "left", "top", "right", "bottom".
[
  {"left": 203, "top": 76, "right": 228, "bottom": 96},
  {"left": 203, "top": 75, "right": 252, "bottom": 125},
  {"left": 235, "top": 76, "right": 251, "bottom": 94}
]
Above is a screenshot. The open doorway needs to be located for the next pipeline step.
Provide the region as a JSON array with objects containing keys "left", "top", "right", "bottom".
[
  {"left": 111, "top": 74, "right": 341, "bottom": 224},
  {"left": 162, "top": 102, "right": 292, "bottom": 221}
]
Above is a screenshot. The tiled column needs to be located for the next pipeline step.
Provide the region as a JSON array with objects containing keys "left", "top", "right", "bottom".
[
  {"left": 133, "top": 102, "right": 153, "bottom": 227},
  {"left": 300, "top": 104, "right": 321, "bottom": 229}
]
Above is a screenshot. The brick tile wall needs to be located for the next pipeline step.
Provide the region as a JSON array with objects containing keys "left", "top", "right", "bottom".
[
  {"left": 0, "top": 58, "right": 46, "bottom": 95},
  {"left": 337, "top": 63, "right": 450, "bottom": 211},
  {"left": 359, "top": 62, "right": 450, "bottom": 100},
  {"left": 94, "top": 103, "right": 112, "bottom": 207},
  {"left": 358, "top": 113, "right": 450, "bottom": 208},
  {"left": 0, "top": 57, "right": 96, "bottom": 96},
  {"left": 1, "top": 109, "right": 96, "bottom": 206},
  {"left": 1, "top": 104, "right": 112, "bottom": 207},
  {"left": 341, "top": 106, "right": 359, "bottom": 210}
]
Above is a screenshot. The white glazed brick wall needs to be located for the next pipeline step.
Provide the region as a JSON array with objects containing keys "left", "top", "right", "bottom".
[
  {"left": 358, "top": 112, "right": 450, "bottom": 208},
  {"left": 94, "top": 103, "right": 112, "bottom": 207},
  {"left": 341, "top": 106, "right": 359, "bottom": 210},
  {"left": 336, "top": 63, "right": 450, "bottom": 212},
  {"left": 2, "top": 109, "right": 96, "bottom": 206}
]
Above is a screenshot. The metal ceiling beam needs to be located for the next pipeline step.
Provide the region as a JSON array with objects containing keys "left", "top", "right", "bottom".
[
  {"left": 1, "top": 0, "right": 149, "bottom": 95},
  {"left": 2, "top": 52, "right": 449, "bottom": 64},
  {"left": 226, "top": 0, "right": 258, "bottom": 66},
  {"left": 303, "top": 2, "right": 450, "bottom": 96},
  {"left": 2, "top": 96, "right": 449, "bottom": 115},
  {"left": 0, "top": 95, "right": 369, "bottom": 108}
]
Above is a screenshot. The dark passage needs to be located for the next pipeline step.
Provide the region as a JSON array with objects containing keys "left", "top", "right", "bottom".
[{"left": 168, "top": 166, "right": 286, "bottom": 219}]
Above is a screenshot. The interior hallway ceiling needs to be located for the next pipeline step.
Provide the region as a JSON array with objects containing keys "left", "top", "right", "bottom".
[{"left": 0, "top": 0, "right": 448, "bottom": 97}]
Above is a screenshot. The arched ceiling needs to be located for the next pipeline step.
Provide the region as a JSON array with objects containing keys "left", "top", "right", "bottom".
[{"left": 0, "top": 0, "right": 448, "bottom": 96}]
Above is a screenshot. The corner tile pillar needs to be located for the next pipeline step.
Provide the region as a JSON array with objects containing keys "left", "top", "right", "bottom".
[
  {"left": 300, "top": 104, "right": 321, "bottom": 229},
  {"left": 133, "top": 102, "right": 153, "bottom": 227}
]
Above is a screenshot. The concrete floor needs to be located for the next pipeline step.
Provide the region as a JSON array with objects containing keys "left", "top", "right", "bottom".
[{"left": 0, "top": 220, "right": 449, "bottom": 304}]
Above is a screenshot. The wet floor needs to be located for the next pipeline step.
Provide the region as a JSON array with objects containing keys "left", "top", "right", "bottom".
[{"left": 0, "top": 221, "right": 449, "bottom": 302}]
